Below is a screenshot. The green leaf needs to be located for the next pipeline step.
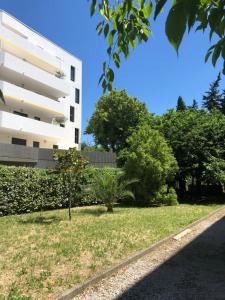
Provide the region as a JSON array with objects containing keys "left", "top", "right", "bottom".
[
  {"left": 143, "top": 1, "right": 153, "bottom": 18},
  {"left": 108, "top": 30, "right": 116, "bottom": 47},
  {"left": 90, "top": 0, "right": 97, "bottom": 16},
  {"left": 113, "top": 52, "right": 120, "bottom": 68},
  {"left": 165, "top": 2, "right": 187, "bottom": 53},
  {"left": 106, "top": 68, "right": 114, "bottom": 82},
  {"left": 154, "top": 0, "right": 167, "bottom": 20},
  {"left": 104, "top": 23, "right": 109, "bottom": 37},
  {"left": 212, "top": 44, "right": 221, "bottom": 66}
]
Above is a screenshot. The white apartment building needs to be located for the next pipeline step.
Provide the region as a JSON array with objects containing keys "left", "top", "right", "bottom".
[{"left": 0, "top": 10, "right": 82, "bottom": 150}]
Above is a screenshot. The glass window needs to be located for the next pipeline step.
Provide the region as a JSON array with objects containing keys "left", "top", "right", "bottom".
[
  {"left": 75, "top": 88, "right": 80, "bottom": 104},
  {"left": 70, "top": 106, "right": 75, "bottom": 122},
  {"left": 33, "top": 141, "right": 40, "bottom": 148},
  {"left": 53, "top": 145, "right": 58, "bottom": 149},
  {"left": 71, "top": 66, "right": 75, "bottom": 81},
  {"left": 75, "top": 128, "right": 79, "bottom": 144},
  {"left": 12, "top": 137, "right": 26, "bottom": 146},
  {"left": 13, "top": 111, "right": 28, "bottom": 118}
]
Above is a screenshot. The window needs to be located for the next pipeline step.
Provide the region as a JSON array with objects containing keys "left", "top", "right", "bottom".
[
  {"left": 70, "top": 106, "right": 75, "bottom": 122},
  {"left": 75, "top": 88, "right": 80, "bottom": 104},
  {"left": 53, "top": 145, "right": 58, "bottom": 149},
  {"left": 75, "top": 128, "right": 79, "bottom": 144},
  {"left": 60, "top": 124, "right": 65, "bottom": 128},
  {"left": 13, "top": 111, "right": 28, "bottom": 118},
  {"left": 33, "top": 141, "right": 40, "bottom": 148},
  {"left": 12, "top": 137, "right": 26, "bottom": 146},
  {"left": 34, "top": 116, "right": 41, "bottom": 121},
  {"left": 70, "top": 66, "right": 75, "bottom": 82}
]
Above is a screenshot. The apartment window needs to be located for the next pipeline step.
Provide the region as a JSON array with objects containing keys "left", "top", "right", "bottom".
[
  {"left": 75, "top": 88, "right": 80, "bottom": 104},
  {"left": 75, "top": 128, "right": 79, "bottom": 144},
  {"left": 13, "top": 111, "right": 28, "bottom": 118},
  {"left": 70, "top": 106, "right": 75, "bottom": 122},
  {"left": 53, "top": 145, "right": 58, "bottom": 149},
  {"left": 12, "top": 137, "right": 26, "bottom": 146},
  {"left": 71, "top": 66, "right": 75, "bottom": 82},
  {"left": 33, "top": 141, "right": 40, "bottom": 148},
  {"left": 34, "top": 116, "right": 41, "bottom": 121}
]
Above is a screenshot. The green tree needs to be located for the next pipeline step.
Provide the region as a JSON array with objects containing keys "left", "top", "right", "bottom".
[
  {"left": 190, "top": 99, "right": 198, "bottom": 110},
  {"left": 81, "top": 142, "right": 106, "bottom": 152},
  {"left": 90, "top": 0, "right": 225, "bottom": 92},
  {"left": 53, "top": 148, "right": 88, "bottom": 220},
  {"left": 119, "top": 123, "right": 178, "bottom": 205},
  {"left": 86, "top": 90, "right": 150, "bottom": 153},
  {"left": 157, "top": 109, "right": 225, "bottom": 193},
  {"left": 85, "top": 169, "right": 135, "bottom": 212},
  {"left": 176, "top": 96, "right": 186, "bottom": 111},
  {"left": 202, "top": 73, "right": 221, "bottom": 111},
  {"left": 219, "top": 89, "right": 225, "bottom": 114}
]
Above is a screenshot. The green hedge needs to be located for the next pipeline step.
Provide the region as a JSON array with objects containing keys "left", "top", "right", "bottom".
[{"left": 0, "top": 165, "right": 120, "bottom": 216}]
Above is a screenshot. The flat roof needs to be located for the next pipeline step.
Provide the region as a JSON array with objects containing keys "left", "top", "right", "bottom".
[{"left": 0, "top": 9, "right": 82, "bottom": 63}]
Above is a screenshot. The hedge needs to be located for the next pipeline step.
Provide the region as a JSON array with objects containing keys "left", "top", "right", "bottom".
[{"left": 0, "top": 165, "right": 120, "bottom": 216}]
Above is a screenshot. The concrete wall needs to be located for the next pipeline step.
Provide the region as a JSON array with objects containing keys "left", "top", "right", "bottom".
[{"left": 0, "top": 143, "right": 117, "bottom": 168}]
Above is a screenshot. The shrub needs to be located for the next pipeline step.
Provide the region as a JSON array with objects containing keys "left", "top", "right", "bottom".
[
  {"left": 84, "top": 169, "right": 135, "bottom": 212},
  {"left": 119, "top": 123, "right": 178, "bottom": 206},
  {"left": 0, "top": 165, "right": 120, "bottom": 216},
  {"left": 151, "top": 186, "right": 178, "bottom": 206}
]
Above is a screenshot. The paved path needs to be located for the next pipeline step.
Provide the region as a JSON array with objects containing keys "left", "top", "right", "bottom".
[{"left": 74, "top": 207, "right": 225, "bottom": 300}]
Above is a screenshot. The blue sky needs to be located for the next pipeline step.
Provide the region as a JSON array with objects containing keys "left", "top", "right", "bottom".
[{"left": 0, "top": 0, "right": 224, "bottom": 143}]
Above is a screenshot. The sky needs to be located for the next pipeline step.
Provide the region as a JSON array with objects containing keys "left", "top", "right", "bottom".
[{"left": 0, "top": 0, "right": 224, "bottom": 143}]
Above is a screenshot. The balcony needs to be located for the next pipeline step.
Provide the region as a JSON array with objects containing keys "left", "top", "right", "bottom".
[
  {"left": 0, "top": 81, "right": 65, "bottom": 117},
  {"left": 0, "top": 51, "right": 70, "bottom": 98},
  {"left": 0, "top": 111, "right": 66, "bottom": 140},
  {"left": 0, "top": 25, "right": 61, "bottom": 74}
]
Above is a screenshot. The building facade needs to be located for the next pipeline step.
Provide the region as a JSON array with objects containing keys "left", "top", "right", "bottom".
[{"left": 0, "top": 11, "right": 82, "bottom": 150}]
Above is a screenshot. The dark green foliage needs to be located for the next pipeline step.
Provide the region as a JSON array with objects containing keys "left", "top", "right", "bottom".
[
  {"left": 202, "top": 73, "right": 221, "bottom": 111},
  {"left": 176, "top": 96, "right": 186, "bottom": 111},
  {"left": 0, "top": 165, "right": 120, "bottom": 216},
  {"left": 81, "top": 142, "right": 106, "bottom": 152},
  {"left": 219, "top": 89, "right": 225, "bottom": 115},
  {"left": 191, "top": 99, "right": 198, "bottom": 110},
  {"left": 157, "top": 109, "right": 225, "bottom": 193},
  {"left": 119, "top": 123, "right": 178, "bottom": 205},
  {"left": 86, "top": 90, "right": 150, "bottom": 153}
]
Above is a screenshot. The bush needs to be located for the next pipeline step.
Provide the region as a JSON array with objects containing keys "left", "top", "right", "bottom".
[
  {"left": 0, "top": 165, "right": 120, "bottom": 216},
  {"left": 119, "top": 123, "right": 178, "bottom": 206},
  {"left": 151, "top": 186, "right": 178, "bottom": 206}
]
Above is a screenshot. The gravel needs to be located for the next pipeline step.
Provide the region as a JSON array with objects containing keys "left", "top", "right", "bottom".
[{"left": 73, "top": 207, "right": 225, "bottom": 300}]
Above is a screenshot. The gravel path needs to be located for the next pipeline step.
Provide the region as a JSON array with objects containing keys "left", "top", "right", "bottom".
[{"left": 73, "top": 207, "right": 225, "bottom": 300}]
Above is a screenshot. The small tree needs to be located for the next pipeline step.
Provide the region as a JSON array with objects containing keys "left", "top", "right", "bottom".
[
  {"left": 85, "top": 170, "right": 135, "bottom": 212},
  {"left": 119, "top": 123, "right": 178, "bottom": 205},
  {"left": 191, "top": 99, "right": 198, "bottom": 110},
  {"left": 176, "top": 96, "right": 186, "bottom": 111},
  {"left": 54, "top": 148, "right": 88, "bottom": 220}
]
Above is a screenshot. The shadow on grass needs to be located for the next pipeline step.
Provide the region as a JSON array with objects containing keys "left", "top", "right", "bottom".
[
  {"left": 18, "top": 215, "right": 62, "bottom": 225},
  {"left": 76, "top": 207, "right": 107, "bottom": 217}
]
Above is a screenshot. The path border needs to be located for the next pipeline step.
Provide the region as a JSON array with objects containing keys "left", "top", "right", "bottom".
[{"left": 54, "top": 205, "right": 225, "bottom": 300}]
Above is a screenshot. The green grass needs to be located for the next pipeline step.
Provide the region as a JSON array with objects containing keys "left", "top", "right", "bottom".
[{"left": 0, "top": 204, "right": 222, "bottom": 299}]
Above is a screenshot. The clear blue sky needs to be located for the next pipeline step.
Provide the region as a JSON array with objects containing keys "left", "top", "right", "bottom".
[{"left": 0, "top": 0, "right": 224, "bottom": 143}]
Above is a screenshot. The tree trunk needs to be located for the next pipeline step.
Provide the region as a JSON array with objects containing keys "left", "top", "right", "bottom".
[
  {"left": 107, "top": 205, "right": 113, "bottom": 213},
  {"left": 68, "top": 197, "right": 72, "bottom": 221}
]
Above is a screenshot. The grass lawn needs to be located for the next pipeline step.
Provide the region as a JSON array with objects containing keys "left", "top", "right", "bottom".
[{"left": 0, "top": 204, "right": 222, "bottom": 299}]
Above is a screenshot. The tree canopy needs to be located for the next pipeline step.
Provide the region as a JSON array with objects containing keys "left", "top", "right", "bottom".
[
  {"left": 85, "top": 89, "right": 150, "bottom": 152},
  {"left": 90, "top": 0, "right": 225, "bottom": 92}
]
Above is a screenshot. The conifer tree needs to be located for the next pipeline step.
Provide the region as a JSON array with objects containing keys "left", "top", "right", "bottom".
[
  {"left": 191, "top": 99, "right": 198, "bottom": 110},
  {"left": 176, "top": 96, "right": 186, "bottom": 111},
  {"left": 219, "top": 90, "right": 225, "bottom": 115},
  {"left": 202, "top": 73, "right": 221, "bottom": 111}
]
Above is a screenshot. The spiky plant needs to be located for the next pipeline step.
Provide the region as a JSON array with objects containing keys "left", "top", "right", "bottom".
[{"left": 86, "top": 170, "right": 136, "bottom": 212}]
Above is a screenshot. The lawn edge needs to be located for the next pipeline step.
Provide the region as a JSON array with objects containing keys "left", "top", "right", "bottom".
[{"left": 54, "top": 205, "right": 225, "bottom": 300}]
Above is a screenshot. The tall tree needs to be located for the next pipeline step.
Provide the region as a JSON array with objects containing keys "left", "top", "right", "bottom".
[
  {"left": 202, "top": 73, "right": 221, "bottom": 111},
  {"left": 85, "top": 90, "right": 150, "bottom": 153},
  {"left": 90, "top": 0, "right": 225, "bottom": 92},
  {"left": 176, "top": 96, "right": 186, "bottom": 111},
  {"left": 191, "top": 99, "right": 198, "bottom": 110},
  {"left": 219, "top": 89, "right": 225, "bottom": 115}
]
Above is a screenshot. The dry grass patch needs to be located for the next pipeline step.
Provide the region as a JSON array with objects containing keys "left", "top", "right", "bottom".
[{"left": 0, "top": 204, "right": 221, "bottom": 299}]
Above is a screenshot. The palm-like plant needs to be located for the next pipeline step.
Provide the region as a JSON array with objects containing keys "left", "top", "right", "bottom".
[{"left": 86, "top": 171, "right": 136, "bottom": 212}]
